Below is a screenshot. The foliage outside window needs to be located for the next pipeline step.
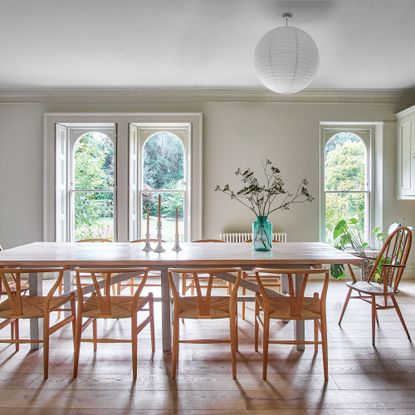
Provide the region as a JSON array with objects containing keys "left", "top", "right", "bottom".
[
  {"left": 323, "top": 132, "right": 369, "bottom": 244},
  {"left": 73, "top": 132, "right": 115, "bottom": 241},
  {"left": 141, "top": 132, "right": 185, "bottom": 242}
]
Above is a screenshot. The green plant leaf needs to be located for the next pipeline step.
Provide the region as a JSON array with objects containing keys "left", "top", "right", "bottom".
[
  {"left": 349, "top": 217, "right": 359, "bottom": 225},
  {"left": 333, "top": 220, "right": 348, "bottom": 240},
  {"left": 330, "top": 264, "right": 345, "bottom": 279}
]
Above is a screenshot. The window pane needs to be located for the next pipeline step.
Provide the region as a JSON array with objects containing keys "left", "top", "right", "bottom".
[
  {"left": 143, "top": 132, "right": 184, "bottom": 190},
  {"left": 324, "top": 132, "right": 366, "bottom": 191},
  {"left": 74, "top": 132, "right": 115, "bottom": 190},
  {"left": 325, "top": 192, "right": 367, "bottom": 244},
  {"left": 74, "top": 192, "right": 114, "bottom": 241},
  {"left": 141, "top": 192, "right": 184, "bottom": 242}
]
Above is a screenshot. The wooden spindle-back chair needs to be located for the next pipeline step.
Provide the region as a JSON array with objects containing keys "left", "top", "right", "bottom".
[
  {"left": 73, "top": 266, "right": 155, "bottom": 379},
  {"left": 241, "top": 239, "right": 282, "bottom": 320},
  {"left": 0, "top": 245, "right": 29, "bottom": 297},
  {"left": 254, "top": 268, "right": 330, "bottom": 381},
  {"left": 338, "top": 226, "right": 412, "bottom": 345},
  {"left": 0, "top": 267, "right": 75, "bottom": 379},
  {"left": 168, "top": 267, "right": 241, "bottom": 379},
  {"left": 182, "top": 240, "right": 230, "bottom": 295},
  {"left": 75, "top": 238, "right": 116, "bottom": 295},
  {"left": 117, "top": 239, "right": 165, "bottom": 295}
]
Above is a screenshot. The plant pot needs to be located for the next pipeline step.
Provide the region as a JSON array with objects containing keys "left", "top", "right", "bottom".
[{"left": 252, "top": 216, "right": 272, "bottom": 251}]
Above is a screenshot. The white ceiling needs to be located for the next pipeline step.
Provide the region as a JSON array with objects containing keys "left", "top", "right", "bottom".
[{"left": 0, "top": 0, "right": 414, "bottom": 90}]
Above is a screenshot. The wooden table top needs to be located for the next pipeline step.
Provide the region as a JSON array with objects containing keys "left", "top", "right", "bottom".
[{"left": 0, "top": 242, "right": 362, "bottom": 267}]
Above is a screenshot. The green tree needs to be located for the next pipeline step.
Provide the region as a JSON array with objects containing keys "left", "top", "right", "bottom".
[
  {"left": 74, "top": 133, "right": 115, "bottom": 240},
  {"left": 325, "top": 134, "right": 366, "bottom": 241},
  {"left": 143, "top": 132, "right": 184, "bottom": 190},
  {"left": 143, "top": 132, "right": 185, "bottom": 218}
]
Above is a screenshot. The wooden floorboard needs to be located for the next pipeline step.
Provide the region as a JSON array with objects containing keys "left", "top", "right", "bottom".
[{"left": 0, "top": 280, "right": 414, "bottom": 413}]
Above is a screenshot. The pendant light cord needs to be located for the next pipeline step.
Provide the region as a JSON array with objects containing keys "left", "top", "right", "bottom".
[{"left": 282, "top": 12, "right": 292, "bottom": 27}]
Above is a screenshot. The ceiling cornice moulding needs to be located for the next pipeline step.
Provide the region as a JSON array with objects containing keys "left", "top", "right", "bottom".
[{"left": 0, "top": 87, "right": 413, "bottom": 104}]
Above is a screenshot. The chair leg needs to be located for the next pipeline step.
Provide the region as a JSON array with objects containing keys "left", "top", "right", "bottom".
[
  {"left": 320, "top": 315, "right": 329, "bottom": 382},
  {"left": 338, "top": 287, "right": 352, "bottom": 325},
  {"left": 371, "top": 295, "right": 376, "bottom": 346},
  {"left": 171, "top": 314, "right": 180, "bottom": 380},
  {"left": 92, "top": 319, "right": 97, "bottom": 352},
  {"left": 57, "top": 280, "right": 63, "bottom": 319},
  {"left": 230, "top": 314, "right": 237, "bottom": 379},
  {"left": 254, "top": 298, "right": 259, "bottom": 352},
  {"left": 149, "top": 294, "right": 156, "bottom": 353},
  {"left": 71, "top": 296, "right": 76, "bottom": 347},
  {"left": 130, "top": 279, "right": 134, "bottom": 296},
  {"left": 262, "top": 313, "right": 270, "bottom": 380},
  {"left": 391, "top": 295, "right": 411, "bottom": 339},
  {"left": 314, "top": 320, "right": 319, "bottom": 353},
  {"left": 235, "top": 314, "right": 239, "bottom": 352},
  {"left": 43, "top": 315, "right": 50, "bottom": 379},
  {"left": 131, "top": 313, "right": 138, "bottom": 380},
  {"left": 242, "top": 285, "right": 246, "bottom": 320},
  {"left": 14, "top": 319, "right": 19, "bottom": 352},
  {"left": 73, "top": 315, "right": 83, "bottom": 378},
  {"left": 181, "top": 275, "right": 186, "bottom": 296}
]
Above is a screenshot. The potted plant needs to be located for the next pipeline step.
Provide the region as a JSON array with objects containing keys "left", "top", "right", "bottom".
[
  {"left": 215, "top": 159, "right": 314, "bottom": 251},
  {"left": 330, "top": 218, "right": 388, "bottom": 279}
]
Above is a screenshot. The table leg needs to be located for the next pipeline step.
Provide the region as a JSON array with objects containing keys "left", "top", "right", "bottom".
[
  {"left": 160, "top": 266, "right": 172, "bottom": 352},
  {"left": 29, "top": 272, "right": 43, "bottom": 350},
  {"left": 281, "top": 274, "right": 289, "bottom": 325},
  {"left": 63, "top": 269, "right": 72, "bottom": 318},
  {"left": 295, "top": 273, "right": 305, "bottom": 351},
  {"left": 281, "top": 273, "right": 288, "bottom": 295}
]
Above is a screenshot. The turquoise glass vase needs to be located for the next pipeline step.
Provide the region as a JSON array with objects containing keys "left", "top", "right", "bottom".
[{"left": 252, "top": 216, "right": 273, "bottom": 251}]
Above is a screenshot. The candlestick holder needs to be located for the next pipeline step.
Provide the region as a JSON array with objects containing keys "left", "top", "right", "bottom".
[
  {"left": 172, "top": 233, "right": 182, "bottom": 252},
  {"left": 153, "top": 221, "right": 166, "bottom": 253},
  {"left": 142, "top": 233, "right": 153, "bottom": 252}
]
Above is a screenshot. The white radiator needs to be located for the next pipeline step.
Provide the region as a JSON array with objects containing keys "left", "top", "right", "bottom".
[{"left": 218, "top": 232, "right": 287, "bottom": 243}]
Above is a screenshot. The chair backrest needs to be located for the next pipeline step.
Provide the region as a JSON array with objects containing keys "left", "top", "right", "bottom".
[
  {"left": 167, "top": 267, "right": 241, "bottom": 317},
  {"left": 0, "top": 267, "right": 65, "bottom": 316},
  {"left": 74, "top": 267, "right": 149, "bottom": 316},
  {"left": 254, "top": 268, "right": 329, "bottom": 318},
  {"left": 77, "top": 238, "right": 113, "bottom": 243},
  {"left": 193, "top": 239, "right": 225, "bottom": 243},
  {"left": 368, "top": 226, "right": 412, "bottom": 290}
]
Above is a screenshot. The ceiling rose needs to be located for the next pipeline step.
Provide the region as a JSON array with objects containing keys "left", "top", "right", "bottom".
[{"left": 254, "top": 13, "right": 319, "bottom": 95}]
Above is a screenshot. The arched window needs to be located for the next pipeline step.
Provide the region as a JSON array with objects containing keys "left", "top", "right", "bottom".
[
  {"left": 141, "top": 131, "right": 186, "bottom": 242},
  {"left": 322, "top": 130, "right": 371, "bottom": 243},
  {"left": 50, "top": 116, "right": 201, "bottom": 244},
  {"left": 72, "top": 131, "right": 115, "bottom": 241}
]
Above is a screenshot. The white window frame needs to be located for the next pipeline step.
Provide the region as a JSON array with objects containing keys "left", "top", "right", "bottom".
[
  {"left": 68, "top": 125, "right": 117, "bottom": 241},
  {"left": 320, "top": 124, "right": 376, "bottom": 245},
  {"left": 129, "top": 124, "right": 191, "bottom": 241},
  {"left": 44, "top": 113, "right": 203, "bottom": 242}
]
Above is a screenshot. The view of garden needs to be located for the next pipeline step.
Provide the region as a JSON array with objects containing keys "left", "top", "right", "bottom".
[
  {"left": 73, "top": 131, "right": 184, "bottom": 242},
  {"left": 324, "top": 132, "right": 367, "bottom": 243}
]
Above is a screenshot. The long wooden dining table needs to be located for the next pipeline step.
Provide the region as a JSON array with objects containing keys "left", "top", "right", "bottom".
[{"left": 0, "top": 241, "right": 361, "bottom": 352}]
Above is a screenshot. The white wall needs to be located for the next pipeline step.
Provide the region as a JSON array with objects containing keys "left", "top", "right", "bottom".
[{"left": 0, "top": 90, "right": 414, "bottom": 251}]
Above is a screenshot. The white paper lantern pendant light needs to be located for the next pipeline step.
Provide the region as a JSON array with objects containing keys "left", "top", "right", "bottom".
[{"left": 254, "top": 13, "right": 319, "bottom": 95}]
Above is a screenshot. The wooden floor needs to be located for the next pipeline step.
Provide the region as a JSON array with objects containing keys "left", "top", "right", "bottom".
[{"left": 0, "top": 279, "right": 415, "bottom": 414}]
